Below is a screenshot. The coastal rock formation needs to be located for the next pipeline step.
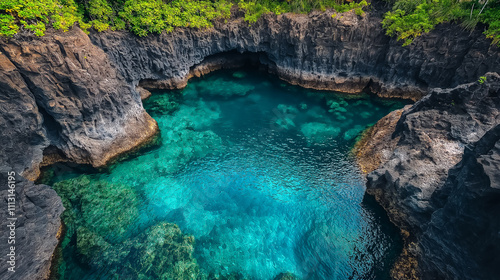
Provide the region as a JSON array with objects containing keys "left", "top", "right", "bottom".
[
  {"left": 0, "top": 27, "right": 157, "bottom": 280},
  {"left": 90, "top": 6, "right": 500, "bottom": 101},
  {"left": 0, "top": 52, "right": 47, "bottom": 181},
  {"left": 363, "top": 73, "right": 500, "bottom": 279},
  {"left": 419, "top": 124, "right": 500, "bottom": 279},
  {"left": 0, "top": 171, "right": 63, "bottom": 280}
]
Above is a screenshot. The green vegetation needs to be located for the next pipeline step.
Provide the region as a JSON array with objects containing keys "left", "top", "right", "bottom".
[
  {"left": 1, "top": 0, "right": 498, "bottom": 47},
  {"left": 479, "top": 75, "right": 487, "bottom": 83},
  {"left": 0, "top": 0, "right": 369, "bottom": 37},
  {"left": 383, "top": 0, "right": 500, "bottom": 46}
]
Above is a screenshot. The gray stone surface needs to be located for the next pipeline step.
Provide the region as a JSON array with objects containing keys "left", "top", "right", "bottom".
[
  {"left": 0, "top": 170, "right": 63, "bottom": 280},
  {"left": 0, "top": 4, "right": 499, "bottom": 279},
  {"left": 367, "top": 73, "right": 500, "bottom": 279},
  {"left": 419, "top": 124, "right": 500, "bottom": 279}
]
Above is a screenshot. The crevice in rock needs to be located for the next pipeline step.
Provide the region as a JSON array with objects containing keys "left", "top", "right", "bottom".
[{"left": 36, "top": 104, "right": 63, "bottom": 145}]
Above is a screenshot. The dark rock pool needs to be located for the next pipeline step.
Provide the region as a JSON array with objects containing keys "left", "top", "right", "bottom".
[{"left": 46, "top": 69, "right": 409, "bottom": 280}]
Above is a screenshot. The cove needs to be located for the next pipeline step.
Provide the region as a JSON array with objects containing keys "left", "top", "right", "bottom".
[{"left": 46, "top": 69, "right": 410, "bottom": 280}]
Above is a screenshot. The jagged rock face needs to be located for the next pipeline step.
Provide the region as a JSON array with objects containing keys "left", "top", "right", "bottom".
[
  {"left": 0, "top": 170, "right": 64, "bottom": 280},
  {"left": 0, "top": 28, "right": 157, "bottom": 280},
  {"left": 419, "top": 125, "right": 500, "bottom": 280},
  {"left": 0, "top": 53, "right": 47, "bottom": 181},
  {"left": 89, "top": 8, "right": 500, "bottom": 101},
  {"left": 0, "top": 28, "right": 158, "bottom": 178},
  {"left": 366, "top": 73, "right": 500, "bottom": 279}
]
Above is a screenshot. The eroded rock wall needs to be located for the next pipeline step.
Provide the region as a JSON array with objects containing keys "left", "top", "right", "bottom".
[
  {"left": 0, "top": 28, "right": 158, "bottom": 179},
  {"left": 419, "top": 124, "right": 500, "bottom": 279},
  {"left": 364, "top": 73, "right": 500, "bottom": 279},
  {"left": 0, "top": 27, "right": 157, "bottom": 280},
  {"left": 90, "top": 8, "right": 500, "bottom": 101}
]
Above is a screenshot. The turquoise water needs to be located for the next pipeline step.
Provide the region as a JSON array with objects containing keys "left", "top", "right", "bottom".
[{"left": 48, "top": 69, "right": 408, "bottom": 280}]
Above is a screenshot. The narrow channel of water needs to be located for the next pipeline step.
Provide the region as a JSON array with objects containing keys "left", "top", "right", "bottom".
[{"left": 47, "top": 69, "right": 409, "bottom": 280}]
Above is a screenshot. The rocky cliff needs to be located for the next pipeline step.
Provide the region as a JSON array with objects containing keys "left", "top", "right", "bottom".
[
  {"left": 0, "top": 170, "right": 63, "bottom": 280},
  {"left": 0, "top": 27, "right": 157, "bottom": 280},
  {"left": 1, "top": 4, "right": 500, "bottom": 280},
  {"left": 89, "top": 7, "right": 500, "bottom": 101},
  {"left": 361, "top": 72, "right": 500, "bottom": 279}
]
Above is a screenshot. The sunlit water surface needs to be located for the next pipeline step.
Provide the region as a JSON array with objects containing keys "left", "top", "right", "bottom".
[{"left": 47, "top": 69, "right": 409, "bottom": 280}]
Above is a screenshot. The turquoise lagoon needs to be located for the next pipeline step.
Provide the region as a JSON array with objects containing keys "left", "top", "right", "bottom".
[{"left": 47, "top": 69, "right": 409, "bottom": 280}]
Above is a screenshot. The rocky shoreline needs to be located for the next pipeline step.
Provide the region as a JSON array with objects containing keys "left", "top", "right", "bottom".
[
  {"left": 357, "top": 73, "right": 500, "bottom": 279},
  {"left": 1, "top": 5, "right": 499, "bottom": 280}
]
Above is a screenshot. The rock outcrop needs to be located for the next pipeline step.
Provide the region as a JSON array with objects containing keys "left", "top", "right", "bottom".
[
  {"left": 419, "top": 124, "right": 500, "bottom": 279},
  {"left": 362, "top": 72, "right": 500, "bottom": 279},
  {"left": 0, "top": 28, "right": 157, "bottom": 280},
  {"left": 0, "top": 170, "right": 64, "bottom": 280}
]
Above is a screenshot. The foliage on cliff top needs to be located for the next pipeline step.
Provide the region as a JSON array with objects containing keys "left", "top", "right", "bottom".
[
  {"left": 2, "top": 0, "right": 497, "bottom": 46},
  {"left": 0, "top": 0, "right": 369, "bottom": 37},
  {"left": 382, "top": 0, "right": 500, "bottom": 46}
]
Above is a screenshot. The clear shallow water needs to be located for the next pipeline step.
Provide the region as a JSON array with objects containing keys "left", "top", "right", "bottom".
[{"left": 47, "top": 69, "right": 409, "bottom": 280}]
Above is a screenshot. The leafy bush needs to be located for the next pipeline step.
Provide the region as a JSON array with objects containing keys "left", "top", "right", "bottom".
[
  {"left": 0, "top": 0, "right": 80, "bottom": 36},
  {"left": 382, "top": 0, "right": 500, "bottom": 46},
  {"left": 0, "top": 0, "right": 370, "bottom": 37}
]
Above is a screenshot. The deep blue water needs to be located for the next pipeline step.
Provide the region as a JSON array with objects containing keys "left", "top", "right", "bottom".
[{"left": 48, "top": 69, "right": 407, "bottom": 280}]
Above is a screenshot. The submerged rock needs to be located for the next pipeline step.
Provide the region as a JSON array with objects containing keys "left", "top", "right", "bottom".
[
  {"left": 52, "top": 176, "right": 203, "bottom": 279},
  {"left": 53, "top": 175, "right": 140, "bottom": 243},
  {"left": 143, "top": 92, "right": 182, "bottom": 116}
]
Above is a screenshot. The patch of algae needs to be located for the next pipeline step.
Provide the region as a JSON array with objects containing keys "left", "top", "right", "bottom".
[
  {"left": 53, "top": 176, "right": 207, "bottom": 279},
  {"left": 273, "top": 272, "right": 300, "bottom": 280},
  {"left": 143, "top": 91, "right": 182, "bottom": 116}
]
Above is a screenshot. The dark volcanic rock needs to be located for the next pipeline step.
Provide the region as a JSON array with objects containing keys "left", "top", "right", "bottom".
[
  {"left": 0, "top": 52, "right": 47, "bottom": 181},
  {"left": 0, "top": 170, "right": 63, "bottom": 280},
  {"left": 0, "top": 28, "right": 158, "bottom": 179},
  {"left": 368, "top": 72, "right": 500, "bottom": 230},
  {"left": 89, "top": 8, "right": 500, "bottom": 101},
  {"left": 0, "top": 5, "right": 500, "bottom": 280},
  {"left": 419, "top": 124, "right": 500, "bottom": 280},
  {"left": 365, "top": 73, "right": 500, "bottom": 279}
]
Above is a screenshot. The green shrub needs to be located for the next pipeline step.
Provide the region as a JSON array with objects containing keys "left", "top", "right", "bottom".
[
  {"left": 2, "top": 0, "right": 496, "bottom": 46},
  {"left": 382, "top": 0, "right": 500, "bottom": 46}
]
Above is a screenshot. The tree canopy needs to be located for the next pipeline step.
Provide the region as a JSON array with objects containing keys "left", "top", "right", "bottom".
[{"left": 0, "top": 0, "right": 498, "bottom": 46}]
